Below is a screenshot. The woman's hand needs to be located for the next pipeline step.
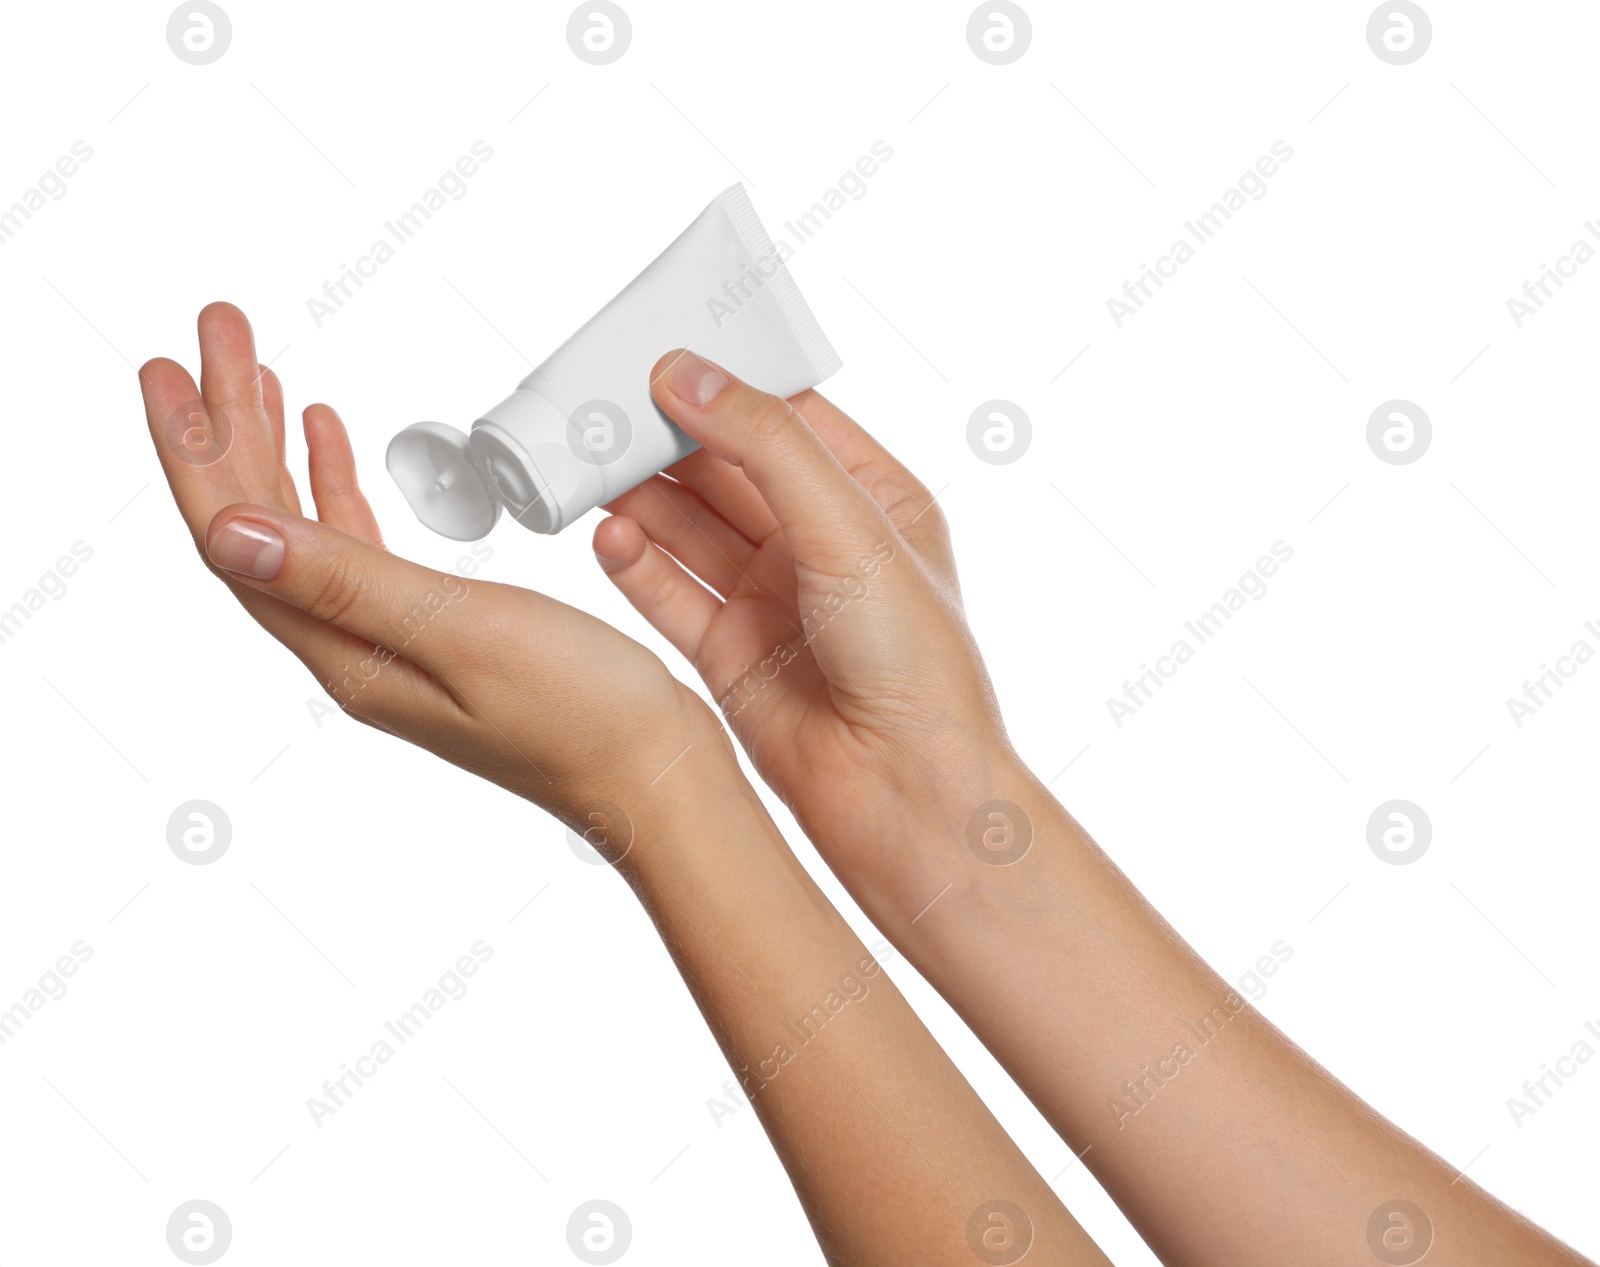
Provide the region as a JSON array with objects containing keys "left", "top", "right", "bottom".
[
  {"left": 139, "top": 311, "right": 1118, "bottom": 1267},
  {"left": 595, "top": 356, "right": 1600, "bottom": 1267},
  {"left": 139, "top": 304, "right": 721, "bottom": 828},
  {"left": 592, "top": 350, "right": 1010, "bottom": 909}
]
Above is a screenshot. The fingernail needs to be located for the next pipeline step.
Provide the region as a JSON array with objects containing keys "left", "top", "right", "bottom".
[
  {"left": 666, "top": 350, "right": 728, "bottom": 406},
  {"left": 208, "top": 519, "right": 285, "bottom": 580}
]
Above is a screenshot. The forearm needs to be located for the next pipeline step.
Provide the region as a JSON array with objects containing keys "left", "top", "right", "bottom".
[
  {"left": 613, "top": 744, "right": 1111, "bottom": 1266},
  {"left": 580, "top": 341, "right": 1590, "bottom": 1263},
  {"left": 832, "top": 741, "right": 1590, "bottom": 1267}
]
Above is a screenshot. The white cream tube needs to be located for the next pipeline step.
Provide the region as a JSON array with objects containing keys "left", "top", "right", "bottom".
[{"left": 387, "top": 184, "right": 841, "bottom": 539}]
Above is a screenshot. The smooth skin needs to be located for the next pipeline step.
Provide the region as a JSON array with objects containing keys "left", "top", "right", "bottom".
[
  {"left": 594, "top": 348, "right": 1597, "bottom": 1267},
  {"left": 137, "top": 303, "right": 1112, "bottom": 1267}
]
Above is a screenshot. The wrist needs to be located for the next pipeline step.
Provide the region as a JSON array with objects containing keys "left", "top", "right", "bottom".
[
  {"left": 877, "top": 753, "right": 1121, "bottom": 979},
  {"left": 570, "top": 722, "right": 832, "bottom": 917},
  {"left": 803, "top": 729, "right": 1037, "bottom": 922}
]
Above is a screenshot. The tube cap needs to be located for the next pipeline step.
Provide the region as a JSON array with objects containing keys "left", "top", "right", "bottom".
[
  {"left": 385, "top": 421, "right": 501, "bottom": 542},
  {"left": 387, "top": 392, "right": 606, "bottom": 538}
]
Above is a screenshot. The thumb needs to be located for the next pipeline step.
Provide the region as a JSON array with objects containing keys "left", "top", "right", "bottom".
[
  {"left": 650, "top": 350, "right": 895, "bottom": 577},
  {"left": 204, "top": 504, "right": 479, "bottom": 682}
]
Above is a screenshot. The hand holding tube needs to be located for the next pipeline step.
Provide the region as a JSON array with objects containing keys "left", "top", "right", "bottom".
[
  {"left": 600, "top": 350, "right": 1595, "bottom": 1267},
  {"left": 594, "top": 348, "right": 1013, "bottom": 912}
]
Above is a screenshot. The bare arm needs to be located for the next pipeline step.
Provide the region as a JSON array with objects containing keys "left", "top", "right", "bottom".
[
  {"left": 596, "top": 349, "right": 1594, "bottom": 1267},
  {"left": 613, "top": 749, "right": 1111, "bottom": 1265},
  {"left": 138, "top": 303, "right": 1111, "bottom": 1267},
  {"left": 864, "top": 748, "right": 1588, "bottom": 1267}
]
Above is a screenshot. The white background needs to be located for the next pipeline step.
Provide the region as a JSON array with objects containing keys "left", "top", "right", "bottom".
[{"left": 1, "top": 1, "right": 1596, "bottom": 1262}]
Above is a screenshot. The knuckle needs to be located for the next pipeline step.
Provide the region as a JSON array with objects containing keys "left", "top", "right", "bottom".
[
  {"left": 303, "top": 563, "right": 365, "bottom": 626},
  {"left": 875, "top": 471, "right": 945, "bottom": 536},
  {"left": 353, "top": 698, "right": 398, "bottom": 732},
  {"left": 334, "top": 692, "right": 377, "bottom": 726},
  {"left": 632, "top": 560, "right": 680, "bottom": 612},
  {"left": 912, "top": 491, "right": 950, "bottom": 536},
  {"left": 321, "top": 664, "right": 396, "bottom": 731},
  {"left": 747, "top": 395, "right": 800, "bottom": 445}
]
